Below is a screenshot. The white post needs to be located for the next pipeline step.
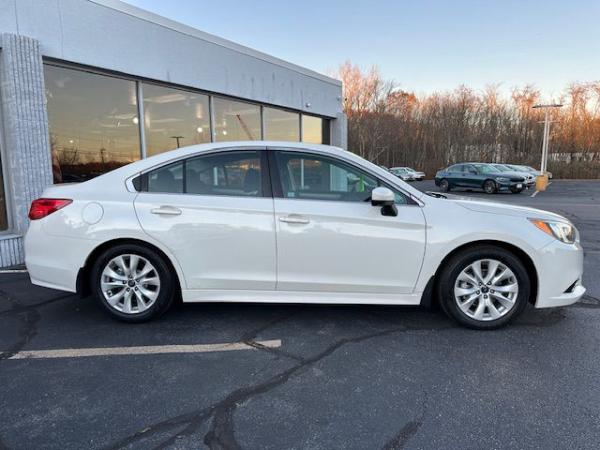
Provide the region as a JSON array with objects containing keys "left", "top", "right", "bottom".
[
  {"left": 541, "top": 110, "right": 549, "bottom": 174},
  {"left": 533, "top": 103, "right": 562, "bottom": 175}
]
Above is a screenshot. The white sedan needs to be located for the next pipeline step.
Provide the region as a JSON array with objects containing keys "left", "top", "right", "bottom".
[{"left": 25, "top": 142, "right": 585, "bottom": 329}]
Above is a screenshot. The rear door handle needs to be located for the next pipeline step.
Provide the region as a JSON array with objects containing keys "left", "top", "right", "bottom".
[
  {"left": 279, "top": 215, "right": 310, "bottom": 225},
  {"left": 151, "top": 206, "right": 182, "bottom": 216}
]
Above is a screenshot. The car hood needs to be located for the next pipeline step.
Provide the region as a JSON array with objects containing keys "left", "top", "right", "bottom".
[
  {"left": 493, "top": 171, "right": 526, "bottom": 179},
  {"left": 450, "top": 196, "right": 568, "bottom": 222}
]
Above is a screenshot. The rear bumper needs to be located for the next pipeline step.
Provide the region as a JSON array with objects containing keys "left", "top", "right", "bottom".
[
  {"left": 534, "top": 240, "right": 586, "bottom": 308},
  {"left": 25, "top": 221, "right": 97, "bottom": 293}
]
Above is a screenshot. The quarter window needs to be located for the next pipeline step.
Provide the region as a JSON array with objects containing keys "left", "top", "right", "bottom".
[{"left": 275, "top": 151, "right": 405, "bottom": 203}]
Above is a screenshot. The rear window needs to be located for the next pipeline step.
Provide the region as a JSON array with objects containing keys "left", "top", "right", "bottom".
[{"left": 147, "top": 161, "right": 184, "bottom": 194}]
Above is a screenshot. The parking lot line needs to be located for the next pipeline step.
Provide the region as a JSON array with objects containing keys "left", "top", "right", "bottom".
[{"left": 6, "top": 339, "right": 282, "bottom": 360}]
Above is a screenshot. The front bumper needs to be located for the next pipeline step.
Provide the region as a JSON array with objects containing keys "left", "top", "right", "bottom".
[
  {"left": 497, "top": 180, "right": 525, "bottom": 191},
  {"left": 534, "top": 240, "right": 586, "bottom": 308}
]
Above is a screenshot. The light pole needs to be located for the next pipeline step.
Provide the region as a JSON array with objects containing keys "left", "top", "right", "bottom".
[
  {"left": 532, "top": 103, "right": 562, "bottom": 175},
  {"left": 170, "top": 135, "right": 184, "bottom": 148}
]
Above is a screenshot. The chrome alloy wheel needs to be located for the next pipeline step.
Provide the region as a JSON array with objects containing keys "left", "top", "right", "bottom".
[
  {"left": 101, "top": 254, "right": 161, "bottom": 314},
  {"left": 454, "top": 259, "right": 519, "bottom": 321}
]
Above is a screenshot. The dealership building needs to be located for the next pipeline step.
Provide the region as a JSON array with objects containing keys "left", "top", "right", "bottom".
[{"left": 0, "top": 0, "right": 346, "bottom": 267}]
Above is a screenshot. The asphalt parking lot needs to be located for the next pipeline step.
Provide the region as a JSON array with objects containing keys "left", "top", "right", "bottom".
[{"left": 1, "top": 180, "right": 599, "bottom": 450}]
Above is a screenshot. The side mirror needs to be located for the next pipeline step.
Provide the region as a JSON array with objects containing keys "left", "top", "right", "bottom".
[{"left": 371, "top": 187, "right": 398, "bottom": 217}]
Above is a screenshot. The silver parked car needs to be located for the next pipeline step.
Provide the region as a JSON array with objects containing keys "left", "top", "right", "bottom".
[
  {"left": 505, "top": 164, "right": 552, "bottom": 180},
  {"left": 491, "top": 164, "right": 535, "bottom": 188},
  {"left": 389, "top": 167, "right": 416, "bottom": 181},
  {"left": 390, "top": 167, "right": 425, "bottom": 181}
]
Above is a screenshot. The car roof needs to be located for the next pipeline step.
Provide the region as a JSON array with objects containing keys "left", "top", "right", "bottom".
[{"left": 83, "top": 140, "right": 427, "bottom": 201}]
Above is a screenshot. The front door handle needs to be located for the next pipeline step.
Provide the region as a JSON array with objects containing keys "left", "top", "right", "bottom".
[
  {"left": 151, "top": 206, "right": 182, "bottom": 216},
  {"left": 279, "top": 215, "right": 310, "bottom": 225}
]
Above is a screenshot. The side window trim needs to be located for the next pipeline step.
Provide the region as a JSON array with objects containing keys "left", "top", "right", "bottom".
[
  {"left": 138, "top": 148, "right": 272, "bottom": 198},
  {"left": 268, "top": 148, "right": 415, "bottom": 205}
]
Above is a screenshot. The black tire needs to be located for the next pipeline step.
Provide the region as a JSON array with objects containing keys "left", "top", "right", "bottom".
[
  {"left": 439, "top": 179, "right": 450, "bottom": 192},
  {"left": 437, "top": 245, "right": 530, "bottom": 330},
  {"left": 90, "top": 243, "right": 177, "bottom": 323},
  {"left": 510, "top": 187, "right": 523, "bottom": 194},
  {"left": 483, "top": 179, "right": 497, "bottom": 194}
]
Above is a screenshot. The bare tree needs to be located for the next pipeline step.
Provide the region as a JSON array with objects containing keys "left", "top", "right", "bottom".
[{"left": 333, "top": 62, "right": 600, "bottom": 179}]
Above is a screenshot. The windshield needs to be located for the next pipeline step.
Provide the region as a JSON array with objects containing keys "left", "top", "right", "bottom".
[
  {"left": 494, "top": 165, "right": 511, "bottom": 172},
  {"left": 476, "top": 164, "right": 500, "bottom": 174}
]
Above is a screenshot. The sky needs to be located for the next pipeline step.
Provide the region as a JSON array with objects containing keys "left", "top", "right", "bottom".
[{"left": 124, "top": 0, "right": 600, "bottom": 99}]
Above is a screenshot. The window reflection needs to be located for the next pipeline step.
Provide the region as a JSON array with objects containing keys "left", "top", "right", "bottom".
[
  {"left": 213, "top": 98, "right": 261, "bottom": 142},
  {"left": 143, "top": 83, "right": 211, "bottom": 156},
  {"left": 264, "top": 107, "right": 299, "bottom": 141},
  {"left": 147, "top": 161, "right": 184, "bottom": 193},
  {"left": 276, "top": 152, "right": 378, "bottom": 202},
  {"left": 302, "top": 115, "right": 330, "bottom": 145},
  {"left": 44, "top": 65, "right": 141, "bottom": 183},
  {"left": 186, "top": 151, "right": 262, "bottom": 197}
]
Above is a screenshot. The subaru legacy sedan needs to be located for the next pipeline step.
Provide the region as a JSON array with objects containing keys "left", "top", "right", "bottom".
[{"left": 25, "top": 142, "right": 585, "bottom": 329}]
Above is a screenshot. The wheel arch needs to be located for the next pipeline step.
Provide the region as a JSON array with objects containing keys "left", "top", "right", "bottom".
[
  {"left": 76, "top": 238, "right": 184, "bottom": 298},
  {"left": 423, "top": 239, "right": 538, "bottom": 307},
  {"left": 483, "top": 178, "right": 497, "bottom": 189}
]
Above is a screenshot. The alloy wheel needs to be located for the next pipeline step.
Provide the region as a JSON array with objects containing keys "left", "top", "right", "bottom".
[
  {"left": 453, "top": 258, "right": 519, "bottom": 321},
  {"left": 100, "top": 254, "right": 161, "bottom": 314},
  {"left": 484, "top": 180, "right": 496, "bottom": 194}
]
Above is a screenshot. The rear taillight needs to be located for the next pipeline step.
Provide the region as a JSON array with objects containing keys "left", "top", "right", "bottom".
[{"left": 28, "top": 198, "right": 72, "bottom": 220}]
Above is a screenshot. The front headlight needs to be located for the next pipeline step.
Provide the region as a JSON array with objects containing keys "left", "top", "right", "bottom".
[
  {"left": 529, "top": 218, "right": 578, "bottom": 244},
  {"left": 496, "top": 177, "right": 509, "bottom": 182}
]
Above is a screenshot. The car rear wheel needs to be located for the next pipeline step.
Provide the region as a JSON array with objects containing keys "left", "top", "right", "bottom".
[
  {"left": 91, "top": 244, "right": 176, "bottom": 322},
  {"left": 483, "top": 179, "right": 497, "bottom": 194},
  {"left": 437, "top": 245, "right": 530, "bottom": 329},
  {"left": 439, "top": 179, "right": 450, "bottom": 192}
]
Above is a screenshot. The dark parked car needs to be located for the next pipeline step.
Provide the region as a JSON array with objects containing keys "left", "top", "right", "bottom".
[
  {"left": 434, "top": 163, "right": 526, "bottom": 194},
  {"left": 490, "top": 164, "right": 535, "bottom": 188}
]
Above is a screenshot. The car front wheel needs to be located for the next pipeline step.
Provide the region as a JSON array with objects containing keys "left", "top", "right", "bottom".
[
  {"left": 437, "top": 246, "right": 530, "bottom": 329},
  {"left": 91, "top": 244, "right": 176, "bottom": 322},
  {"left": 483, "top": 179, "right": 497, "bottom": 194}
]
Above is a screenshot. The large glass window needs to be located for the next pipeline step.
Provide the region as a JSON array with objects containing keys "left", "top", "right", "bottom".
[
  {"left": 213, "top": 98, "right": 261, "bottom": 142},
  {"left": 44, "top": 65, "right": 141, "bottom": 183},
  {"left": 142, "top": 83, "right": 211, "bottom": 156},
  {"left": 0, "top": 155, "right": 7, "bottom": 231},
  {"left": 264, "top": 107, "right": 299, "bottom": 141},
  {"left": 301, "top": 115, "right": 330, "bottom": 145}
]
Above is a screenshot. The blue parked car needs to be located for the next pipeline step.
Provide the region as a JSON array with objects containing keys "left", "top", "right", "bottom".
[{"left": 435, "top": 163, "right": 526, "bottom": 194}]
